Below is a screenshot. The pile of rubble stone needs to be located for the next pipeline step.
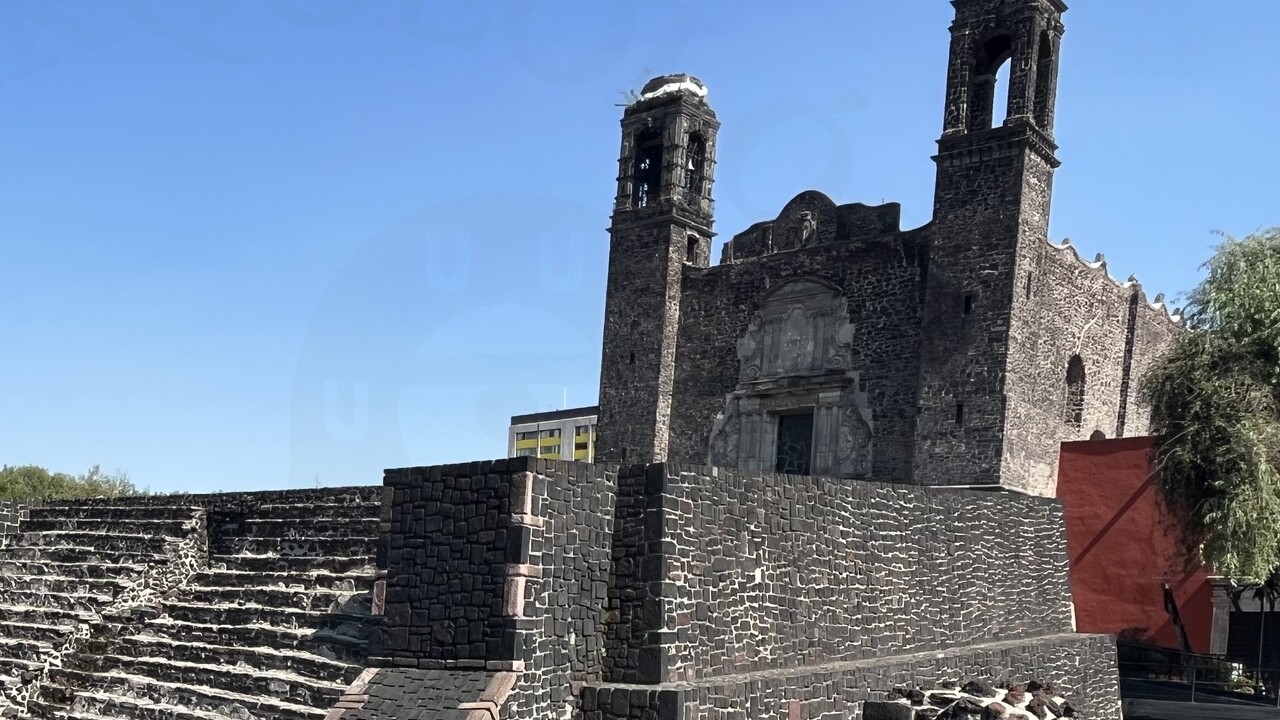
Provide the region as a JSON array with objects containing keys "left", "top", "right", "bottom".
[{"left": 875, "top": 678, "right": 1077, "bottom": 719}]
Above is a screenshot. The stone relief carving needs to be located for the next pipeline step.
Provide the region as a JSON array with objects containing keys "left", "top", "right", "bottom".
[
  {"left": 735, "top": 279, "right": 857, "bottom": 384},
  {"left": 708, "top": 397, "right": 742, "bottom": 469},
  {"left": 836, "top": 397, "right": 873, "bottom": 477},
  {"left": 709, "top": 278, "right": 873, "bottom": 478},
  {"left": 798, "top": 211, "right": 817, "bottom": 247}
]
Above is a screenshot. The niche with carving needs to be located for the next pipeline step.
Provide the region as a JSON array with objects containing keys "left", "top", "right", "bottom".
[{"left": 708, "top": 278, "right": 873, "bottom": 478}]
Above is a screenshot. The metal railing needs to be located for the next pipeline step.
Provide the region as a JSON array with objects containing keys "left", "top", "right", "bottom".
[{"left": 1118, "top": 641, "right": 1280, "bottom": 707}]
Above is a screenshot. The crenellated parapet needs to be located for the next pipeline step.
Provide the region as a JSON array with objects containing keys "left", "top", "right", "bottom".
[
  {"left": 1045, "top": 237, "right": 1185, "bottom": 326},
  {"left": 719, "top": 191, "right": 904, "bottom": 264}
]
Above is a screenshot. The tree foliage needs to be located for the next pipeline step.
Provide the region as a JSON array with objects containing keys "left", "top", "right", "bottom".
[
  {"left": 1142, "top": 227, "right": 1280, "bottom": 581},
  {"left": 0, "top": 464, "right": 142, "bottom": 500}
]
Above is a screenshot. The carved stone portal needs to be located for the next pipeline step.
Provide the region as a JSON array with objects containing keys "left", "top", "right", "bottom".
[{"left": 709, "top": 278, "right": 873, "bottom": 478}]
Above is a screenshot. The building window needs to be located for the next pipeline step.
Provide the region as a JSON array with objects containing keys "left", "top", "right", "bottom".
[
  {"left": 955, "top": 401, "right": 965, "bottom": 426},
  {"left": 539, "top": 445, "right": 561, "bottom": 456},
  {"left": 632, "top": 130, "right": 663, "bottom": 209},
  {"left": 963, "top": 294, "right": 974, "bottom": 315},
  {"left": 515, "top": 447, "right": 536, "bottom": 457},
  {"left": 1033, "top": 30, "right": 1054, "bottom": 129},
  {"left": 686, "top": 234, "right": 699, "bottom": 264},
  {"left": 1064, "top": 354, "right": 1086, "bottom": 427},
  {"left": 575, "top": 424, "right": 591, "bottom": 436},
  {"left": 540, "top": 428, "right": 561, "bottom": 439},
  {"left": 969, "top": 34, "right": 1013, "bottom": 131},
  {"left": 684, "top": 133, "right": 706, "bottom": 200},
  {"left": 516, "top": 431, "right": 538, "bottom": 442},
  {"left": 774, "top": 411, "right": 814, "bottom": 476}
]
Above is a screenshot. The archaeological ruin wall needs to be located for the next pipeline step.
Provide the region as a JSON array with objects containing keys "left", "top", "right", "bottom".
[
  {"left": 350, "top": 457, "right": 1122, "bottom": 720},
  {"left": 0, "top": 486, "right": 386, "bottom": 719}
]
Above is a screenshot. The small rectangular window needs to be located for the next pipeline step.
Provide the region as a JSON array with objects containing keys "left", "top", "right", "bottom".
[
  {"left": 516, "top": 431, "right": 538, "bottom": 441},
  {"left": 955, "top": 402, "right": 965, "bottom": 426},
  {"left": 575, "top": 425, "right": 590, "bottom": 436},
  {"left": 515, "top": 447, "right": 536, "bottom": 457},
  {"left": 540, "top": 445, "right": 561, "bottom": 456},
  {"left": 540, "top": 428, "right": 561, "bottom": 439},
  {"left": 963, "top": 295, "right": 974, "bottom": 315}
]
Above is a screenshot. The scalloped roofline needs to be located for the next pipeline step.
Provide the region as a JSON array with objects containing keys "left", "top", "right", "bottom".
[{"left": 1045, "top": 237, "right": 1184, "bottom": 325}]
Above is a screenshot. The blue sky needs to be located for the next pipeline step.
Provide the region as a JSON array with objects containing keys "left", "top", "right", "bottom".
[{"left": 2, "top": 1, "right": 1276, "bottom": 493}]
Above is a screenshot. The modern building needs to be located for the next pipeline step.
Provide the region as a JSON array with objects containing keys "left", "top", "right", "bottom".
[{"left": 507, "top": 406, "right": 598, "bottom": 463}]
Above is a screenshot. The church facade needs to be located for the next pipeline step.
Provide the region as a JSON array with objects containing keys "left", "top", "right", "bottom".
[{"left": 595, "top": 0, "right": 1181, "bottom": 496}]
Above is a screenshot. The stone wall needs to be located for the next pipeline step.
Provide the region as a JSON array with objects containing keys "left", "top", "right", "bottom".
[
  {"left": 374, "top": 459, "right": 619, "bottom": 719},
  {"left": 606, "top": 464, "right": 1076, "bottom": 685},
  {"left": 370, "top": 458, "right": 1119, "bottom": 719},
  {"left": 671, "top": 194, "right": 926, "bottom": 484},
  {"left": 1002, "top": 240, "right": 1181, "bottom": 496},
  {"left": 583, "top": 633, "right": 1120, "bottom": 720},
  {"left": 0, "top": 500, "right": 30, "bottom": 535}
]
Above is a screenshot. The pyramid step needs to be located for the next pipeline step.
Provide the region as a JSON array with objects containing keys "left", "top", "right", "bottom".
[
  {"left": 0, "top": 654, "right": 47, "bottom": 674},
  {"left": 159, "top": 601, "right": 373, "bottom": 635},
  {"left": 250, "top": 500, "right": 383, "bottom": 521},
  {"left": 191, "top": 568, "right": 375, "bottom": 592},
  {"left": 170, "top": 585, "right": 353, "bottom": 613},
  {"left": 48, "top": 670, "right": 326, "bottom": 720},
  {"left": 118, "top": 635, "right": 361, "bottom": 685},
  {"left": 0, "top": 605, "right": 94, "bottom": 627},
  {"left": 27, "top": 506, "right": 201, "bottom": 523},
  {"left": 0, "top": 574, "right": 130, "bottom": 598},
  {"left": 213, "top": 536, "right": 377, "bottom": 559},
  {"left": 0, "top": 546, "right": 167, "bottom": 566},
  {"left": 59, "top": 690, "right": 273, "bottom": 720},
  {"left": 0, "top": 620, "right": 76, "bottom": 644},
  {"left": 0, "top": 560, "right": 147, "bottom": 581},
  {"left": 62, "top": 654, "right": 345, "bottom": 713},
  {"left": 0, "top": 637, "right": 55, "bottom": 662},
  {"left": 22, "top": 518, "right": 199, "bottom": 537},
  {"left": 208, "top": 554, "right": 374, "bottom": 575},
  {"left": 232, "top": 517, "right": 380, "bottom": 540},
  {"left": 19, "top": 532, "right": 175, "bottom": 556},
  {"left": 0, "top": 590, "right": 113, "bottom": 614},
  {"left": 134, "top": 619, "right": 372, "bottom": 666}
]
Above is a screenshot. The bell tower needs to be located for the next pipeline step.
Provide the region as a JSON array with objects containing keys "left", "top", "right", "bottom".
[
  {"left": 914, "top": 0, "right": 1066, "bottom": 490},
  {"left": 595, "top": 74, "right": 719, "bottom": 464}
]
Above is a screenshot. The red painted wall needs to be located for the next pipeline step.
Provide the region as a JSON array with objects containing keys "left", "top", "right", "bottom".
[{"left": 1057, "top": 436, "right": 1213, "bottom": 653}]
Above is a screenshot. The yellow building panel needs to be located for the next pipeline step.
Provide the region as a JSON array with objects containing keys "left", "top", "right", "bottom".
[{"left": 515, "top": 439, "right": 538, "bottom": 449}]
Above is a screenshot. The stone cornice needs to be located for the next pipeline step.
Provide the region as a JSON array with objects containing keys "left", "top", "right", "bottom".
[{"left": 935, "top": 123, "right": 1061, "bottom": 168}]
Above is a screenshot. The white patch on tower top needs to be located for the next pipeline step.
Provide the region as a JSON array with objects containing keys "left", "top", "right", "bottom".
[{"left": 639, "top": 76, "right": 708, "bottom": 101}]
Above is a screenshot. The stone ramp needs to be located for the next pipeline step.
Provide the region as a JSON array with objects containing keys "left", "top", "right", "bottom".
[
  {"left": 0, "top": 489, "right": 386, "bottom": 720},
  {"left": 0, "top": 503, "right": 206, "bottom": 717}
]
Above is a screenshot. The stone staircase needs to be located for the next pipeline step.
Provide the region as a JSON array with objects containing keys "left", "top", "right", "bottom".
[
  {"left": 1, "top": 489, "right": 385, "bottom": 720},
  {"left": 0, "top": 503, "right": 207, "bottom": 717}
]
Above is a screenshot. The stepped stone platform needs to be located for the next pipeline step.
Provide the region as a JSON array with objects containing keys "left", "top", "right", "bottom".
[
  {"left": 0, "top": 488, "right": 385, "bottom": 720},
  {"left": 0, "top": 459, "right": 1123, "bottom": 719}
]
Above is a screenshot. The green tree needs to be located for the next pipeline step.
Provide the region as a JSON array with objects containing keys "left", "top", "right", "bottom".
[
  {"left": 1142, "top": 227, "right": 1280, "bottom": 582},
  {"left": 0, "top": 464, "right": 142, "bottom": 500}
]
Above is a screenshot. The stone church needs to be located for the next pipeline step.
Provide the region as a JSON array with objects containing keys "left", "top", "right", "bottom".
[{"left": 595, "top": 0, "right": 1181, "bottom": 496}]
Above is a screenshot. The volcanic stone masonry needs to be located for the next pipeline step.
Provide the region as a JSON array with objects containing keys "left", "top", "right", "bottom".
[
  {"left": 0, "top": 0, "right": 1185, "bottom": 717},
  {"left": 0, "top": 460, "right": 1120, "bottom": 720},
  {"left": 595, "top": 0, "right": 1182, "bottom": 497}
]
